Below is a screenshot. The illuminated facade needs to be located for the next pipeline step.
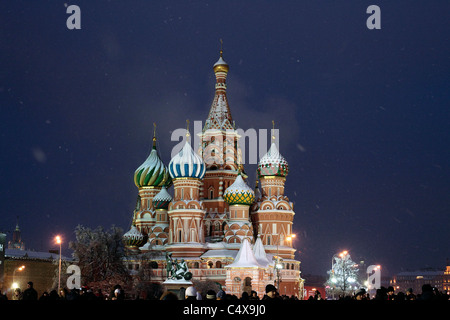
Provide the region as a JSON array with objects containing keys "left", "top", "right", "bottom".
[
  {"left": 122, "top": 50, "right": 303, "bottom": 298},
  {"left": 390, "top": 265, "right": 450, "bottom": 295}
]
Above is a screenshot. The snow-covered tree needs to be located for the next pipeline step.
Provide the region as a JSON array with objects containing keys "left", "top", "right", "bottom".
[
  {"left": 69, "top": 225, "right": 131, "bottom": 291},
  {"left": 325, "top": 251, "right": 362, "bottom": 299}
]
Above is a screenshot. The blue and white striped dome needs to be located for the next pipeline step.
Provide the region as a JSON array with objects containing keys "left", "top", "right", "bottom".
[{"left": 169, "top": 139, "right": 206, "bottom": 179}]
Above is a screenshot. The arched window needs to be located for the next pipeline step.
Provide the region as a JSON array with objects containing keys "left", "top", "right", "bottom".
[{"left": 216, "top": 261, "right": 222, "bottom": 268}]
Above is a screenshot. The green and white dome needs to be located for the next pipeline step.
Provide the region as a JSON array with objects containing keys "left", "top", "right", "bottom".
[
  {"left": 134, "top": 139, "right": 172, "bottom": 188},
  {"left": 152, "top": 186, "right": 172, "bottom": 210},
  {"left": 122, "top": 224, "right": 147, "bottom": 249}
]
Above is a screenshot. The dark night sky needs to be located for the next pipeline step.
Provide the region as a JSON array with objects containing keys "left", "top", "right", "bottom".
[{"left": 1, "top": 1, "right": 449, "bottom": 277}]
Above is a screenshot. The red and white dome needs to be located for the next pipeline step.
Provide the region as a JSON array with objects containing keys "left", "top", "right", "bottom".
[{"left": 257, "top": 142, "right": 289, "bottom": 177}]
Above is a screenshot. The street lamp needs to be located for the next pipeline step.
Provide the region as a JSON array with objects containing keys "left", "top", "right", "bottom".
[
  {"left": 55, "top": 235, "right": 62, "bottom": 293},
  {"left": 272, "top": 255, "right": 283, "bottom": 291},
  {"left": 273, "top": 234, "right": 296, "bottom": 291},
  {"left": 12, "top": 265, "right": 25, "bottom": 290}
]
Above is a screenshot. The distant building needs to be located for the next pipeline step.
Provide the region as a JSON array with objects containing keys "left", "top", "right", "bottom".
[
  {"left": 2, "top": 248, "right": 73, "bottom": 299},
  {"left": 7, "top": 217, "right": 25, "bottom": 250},
  {"left": 0, "top": 221, "right": 73, "bottom": 298},
  {"left": 390, "top": 265, "right": 450, "bottom": 295}
]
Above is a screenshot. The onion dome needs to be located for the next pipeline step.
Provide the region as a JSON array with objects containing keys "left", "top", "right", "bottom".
[
  {"left": 223, "top": 173, "right": 255, "bottom": 206},
  {"left": 169, "top": 138, "right": 206, "bottom": 179},
  {"left": 257, "top": 142, "right": 289, "bottom": 177},
  {"left": 152, "top": 186, "right": 172, "bottom": 210},
  {"left": 122, "top": 224, "right": 147, "bottom": 249},
  {"left": 134, "top": 137, "right": 172, "bottom": 188},
  {"left": 213, "top": 47, "right": 229, "bottom": 73}
]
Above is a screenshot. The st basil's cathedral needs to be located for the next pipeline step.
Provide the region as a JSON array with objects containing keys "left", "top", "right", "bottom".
[{"left": 122, "top": 48, "right": 303, "bottom": 299}]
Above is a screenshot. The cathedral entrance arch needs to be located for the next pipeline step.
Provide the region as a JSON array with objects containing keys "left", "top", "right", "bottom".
[{"left": 243, "top": 277, "right": 252, "bottom": 295}]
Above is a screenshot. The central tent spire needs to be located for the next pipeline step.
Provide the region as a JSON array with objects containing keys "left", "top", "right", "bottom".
[{"left": 203, "top": 40, "right": 233, "bottom": 132}]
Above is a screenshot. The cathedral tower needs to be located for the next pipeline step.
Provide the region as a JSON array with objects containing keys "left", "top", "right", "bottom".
[
  {"left": 199, "top": 48, "right": 243, "bottom": 241},
  {"left": 223, "top": 172, "right": 255, "bottom": 244},
  {"left": 252, "top": 133, "right": 296, "bottom": 259},
  {"left": 167, "top": 127, "right": 206, "bottom": 257},
  {"left": 148, "top": 186, "right": 172, "bottom": 247},
  {"left": 132, "top": 126, "right": 172, "bottom": 240}
]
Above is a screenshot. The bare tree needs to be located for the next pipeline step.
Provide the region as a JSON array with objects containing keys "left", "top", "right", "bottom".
[
  {"left": 69, "top": 225, "right": 131, "bottom": 293},
  {"left": 129, "top": 252, "right": 163, "bottom": 299}
]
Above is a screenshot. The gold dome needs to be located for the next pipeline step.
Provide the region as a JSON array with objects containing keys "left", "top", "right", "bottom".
[{"left": 213, "top": 50, "right": 229, "bottom": 73}]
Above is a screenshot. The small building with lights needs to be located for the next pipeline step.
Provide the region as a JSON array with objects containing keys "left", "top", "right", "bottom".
[{"left": 2, "top": 248, "right": 72, "bottom": 299}]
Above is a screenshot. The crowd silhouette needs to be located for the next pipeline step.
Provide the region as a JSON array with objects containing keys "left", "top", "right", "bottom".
[{"left": 1, "top": 281, "right": 448, "bottom": 302}]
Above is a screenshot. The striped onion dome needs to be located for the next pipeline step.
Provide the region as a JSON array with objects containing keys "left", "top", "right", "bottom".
[
  {"left": 223, "top": 173, "right": 255, "bottom": 206},
  {"left": 169, "top": 139, "right": 206, "bottom": 179},
  {"left": 134, "top": 139, "right": 172, "bottom": 188},
  {"left": 122, "top": 224, "right": 146, "bottom": 249},
  {"left": 152, "top": 186, "right": 172, "bottom": 210},
  {"left": 257, "top": 142, "right": 289, "bottom": 177}
]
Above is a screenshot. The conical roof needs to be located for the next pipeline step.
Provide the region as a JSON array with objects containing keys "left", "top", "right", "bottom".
[
  {"left": 253, "top": 236, "right": 271, "bottom": 268},
  {"left": 204, "top": 51, "right": 233, "bottom": 131},
  {"left": 225, "top": 238, "right": 261, "bottom": 269}
]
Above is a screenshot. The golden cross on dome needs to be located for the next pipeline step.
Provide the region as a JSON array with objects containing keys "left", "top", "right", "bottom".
[
  {"left": 152, "top": 122, "right": 157, "bottom": 146},
  {"left": 186, "top": 119, "right": 190, "bottom": 137},
  {"left": 220, "top": 39, "right": 223, "bottom": 56},
  {"left": 272, "top": 120, "right": 276, "bottom": 141}
]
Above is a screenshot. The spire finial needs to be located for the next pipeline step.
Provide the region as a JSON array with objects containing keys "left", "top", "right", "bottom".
[
  {"left": 186, "top": 119, "right": 190, "bottom": 138},
  {"left": 152, "top": 122, "right": 157, "bottom": 147},
  {"left": 272, "top": 120, "right": 276, "bottom": 141},
  {"left": 219, "top": 38, "right": 223, "bottom": 57}
]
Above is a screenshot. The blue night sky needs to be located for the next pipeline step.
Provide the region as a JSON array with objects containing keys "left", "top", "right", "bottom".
[{"left": 1, "top": 1, "right": 449, "bottom": 277}]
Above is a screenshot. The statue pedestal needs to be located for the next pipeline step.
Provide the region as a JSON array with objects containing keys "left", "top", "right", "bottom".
[{"left": 163, "top": 279, "right": 193, "bottom": 300}]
